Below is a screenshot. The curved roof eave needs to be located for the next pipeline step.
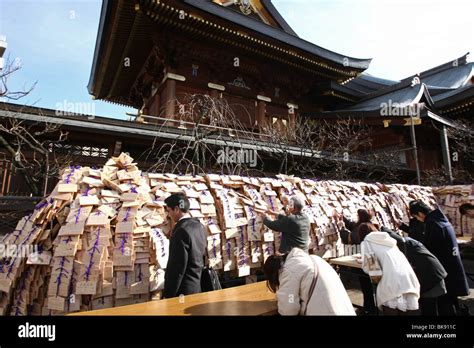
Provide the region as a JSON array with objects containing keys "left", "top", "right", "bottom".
[
  {"left": 342, "top": 84, "right": 429, "bottom": 112},
  {"left": 319, "top": 83, "right": 437, "bottom": 115},
  {"left": 261, "top": 0, "right": 299, "bottom": 37},
  {"left": 182, "top": 0, "right": 372, "bottom": 70},
  {"left": 88, "top": 0, "right": 112, "bottom": 96},
  {"left": 433, "top": 84, "right": 474, "bottom": 108}
]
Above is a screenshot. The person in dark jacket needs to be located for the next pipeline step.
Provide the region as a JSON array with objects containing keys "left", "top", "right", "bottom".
[
  {"left": 459, "top": 203, "right": 474, "bottom": 259},
  {"left": 335, "top": 209, "right": 377, "bottom": 315},
  {"left": 260, "top": 195, "right": 310, "bottom": 254},
  {"left": 381, "top": 226, "right": 448, "bottom": 315},
  {"left": 398, "top": 217, "right": 425, "bottom": 243},
  {"left": 459, "top": 203, "right": 474, "bottom": 218},
  {"left": 337, "top": 209, "right": 373, "bottom": 245},
  {"left": 409, "top": 200, "right": 470, "bottom": 315},
  {"left": 163, "top": 193, "right": 207, "bottom": 299}
]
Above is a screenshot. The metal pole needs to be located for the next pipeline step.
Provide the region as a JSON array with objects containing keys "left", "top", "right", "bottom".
[
  {"left": 43, "top": 152, "right": 49, "bottom": 196},
  {"left": 410, "top": 115, "right": 421, "bottom": 185},
  {"left": 439, "top": 125, "right": 453, "bottom": 184}
]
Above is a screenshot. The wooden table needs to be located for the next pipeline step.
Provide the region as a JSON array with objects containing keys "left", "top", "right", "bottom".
[
  {"left": 458, "top": 236, "right": 473, "bottom": 244},
  {"left": 70, "top": 281, "right": 277, "bottom": 316},
  {"left": 329, "top": 254, "right": 363, "bottom": 269}
]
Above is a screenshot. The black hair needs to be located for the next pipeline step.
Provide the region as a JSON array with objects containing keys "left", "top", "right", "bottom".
[
  {"left": 263, "top": 253, "right": 288, "bottom": 293},
  {"left": 459, "top": 203, "right": 474, "bottom": 215},
  {"left": 409, "top": 200, "right": 432, "bottom": 216},
  {"left": 357, "top": 222, "right": 377, "bottom": 242},
  {"left": 164, "top": 192, "right": 190, "bottom": 213},
  {"left": 357, "top": 209, "right": 372, "bottom": 223}
]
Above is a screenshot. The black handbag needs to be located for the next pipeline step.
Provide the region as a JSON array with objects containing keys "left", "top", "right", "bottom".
[{"left": 201, "top": 256, "right": 222, "bottom": 292}]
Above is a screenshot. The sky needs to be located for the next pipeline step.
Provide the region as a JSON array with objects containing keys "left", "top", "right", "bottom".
[{"left": 0, "top": 0, "right": 473, "bottom": 120}]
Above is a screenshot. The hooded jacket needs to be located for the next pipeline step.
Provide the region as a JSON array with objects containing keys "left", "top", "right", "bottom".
[
  {"left": 424, "top": 209, "right": 470, "bottom": 297},
  {"left": 361, "top": 232, "right": 420, "bottom": 308}
]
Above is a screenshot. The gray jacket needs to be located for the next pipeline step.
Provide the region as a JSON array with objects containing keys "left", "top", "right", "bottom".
[{"left": 263, "top": 213, "right": 310, "bottom": 253}]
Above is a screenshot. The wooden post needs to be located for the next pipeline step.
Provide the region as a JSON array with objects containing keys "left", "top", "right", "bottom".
[
  {"left": 288, "top": 110, "right": 296, "bottom": 128},
  {"left": 257, "top": 100, "right": 267, "bottom": 131},
  {"left": 163, "top": 78, "right": 176, "bottom": 119},
  {"left": 210, "top": 89, "right": 219, "bottom": 99},
  {"left": 150, "top": 93, "right": 160, "bottom": 118},
  {"left": 208, "top": 83, "right": 225, "bottom": 99},
  {"left": 287, "top": 103, "right": 297, "bottom": 128}
]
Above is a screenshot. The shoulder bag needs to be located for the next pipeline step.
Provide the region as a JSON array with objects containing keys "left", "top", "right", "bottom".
[
  {"left": 363, "top": 242, "right": 383, "bottom": 284},
  {"left": 201, "top": 255, "right": 222, "bottom": 292},
  {"left": 303, "top": 255, "right": 320, "bottom": 315}
]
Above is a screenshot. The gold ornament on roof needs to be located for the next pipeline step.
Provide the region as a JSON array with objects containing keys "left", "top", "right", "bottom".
[{"left": 236, "top": 0, "right": 253, "bottom": 15}]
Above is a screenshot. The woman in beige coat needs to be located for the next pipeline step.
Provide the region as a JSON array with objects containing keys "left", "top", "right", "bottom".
[{"left": 264, "top": 248, "right": 356, "bottom": 315}]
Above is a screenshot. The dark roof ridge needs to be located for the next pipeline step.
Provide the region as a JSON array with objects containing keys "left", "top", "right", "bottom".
[
  {"left": 399, "top": 53, "right": 470, "bottom": 83},
  {"left": 182, "top": 0, "right": 372, "bottom": 69},
  {"left": 353, "top": 54, "right": 470, "bottom": 102},
  {"left": 260, "top": 0, "right": 298, "bottom": 36}
]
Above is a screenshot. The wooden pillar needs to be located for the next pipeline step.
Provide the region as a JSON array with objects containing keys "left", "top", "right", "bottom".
[
  {"left": 163, "top": 78, "right": 176, "bottom": 119},
  {"left": 207, "top": 83, "right": 225, "bottom": 125},
  {"left": 149, "top": 92, "right": 160, "bottom": 118},
  {"left": 208, "top": 83, "right": 225, "bottom": 99},
  {"left": 210, "top": 89, "right": 219, "bottom": 99},
  {"left": 160, "top": 72, "right": 186, "bottom": 120},
  {"left": 257, "top": 95, "right": 272, "bottom": 132},
  {"left": 257, "top": 100, "right": 267, "bottom": 131},
  {"left": 287, "top": 103, "right": 298, "bottom": 128}
]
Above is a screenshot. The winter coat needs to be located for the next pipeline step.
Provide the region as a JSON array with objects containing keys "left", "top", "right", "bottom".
[
  {"left": 424, "top": 209, "right": 470, "bottom": 297},
  {"left": 277, "top": 248, "right": 355, "bottom": 315},
  {"left": 342, "top": 216, "right": 362, "bottom": 245},
  {"left": 399, "top": 218, "right": 425, "bottom": 243},
  {"left": 361, "top": 232, "right": 420, "bottom": 308}
]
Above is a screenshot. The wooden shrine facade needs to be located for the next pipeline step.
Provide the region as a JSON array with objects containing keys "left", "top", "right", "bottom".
[{"left": 88, "top": 0, "right": 370, "bottom": 133}]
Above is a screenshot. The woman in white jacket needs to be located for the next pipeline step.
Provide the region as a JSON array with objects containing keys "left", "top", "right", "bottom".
[
  {"left": 263, "top": 247, "right": 356, "bottom": 315},
  {"left": 360, "top": 226, "right": 420, "bottom": 315}
]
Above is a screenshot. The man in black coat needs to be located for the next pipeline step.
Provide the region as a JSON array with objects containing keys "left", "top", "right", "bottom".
[
  {"left": 409, "top": 200, "right": 470, "bottom": 315},
  {"left": 163, "top": 193, "right": 207, "bottom": 299},
  {"left": 398, "top": 217, "right": 425, "bottom": 243},
  {"left": 381, "top": 226, "right": 448, "bottom": 315}
]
